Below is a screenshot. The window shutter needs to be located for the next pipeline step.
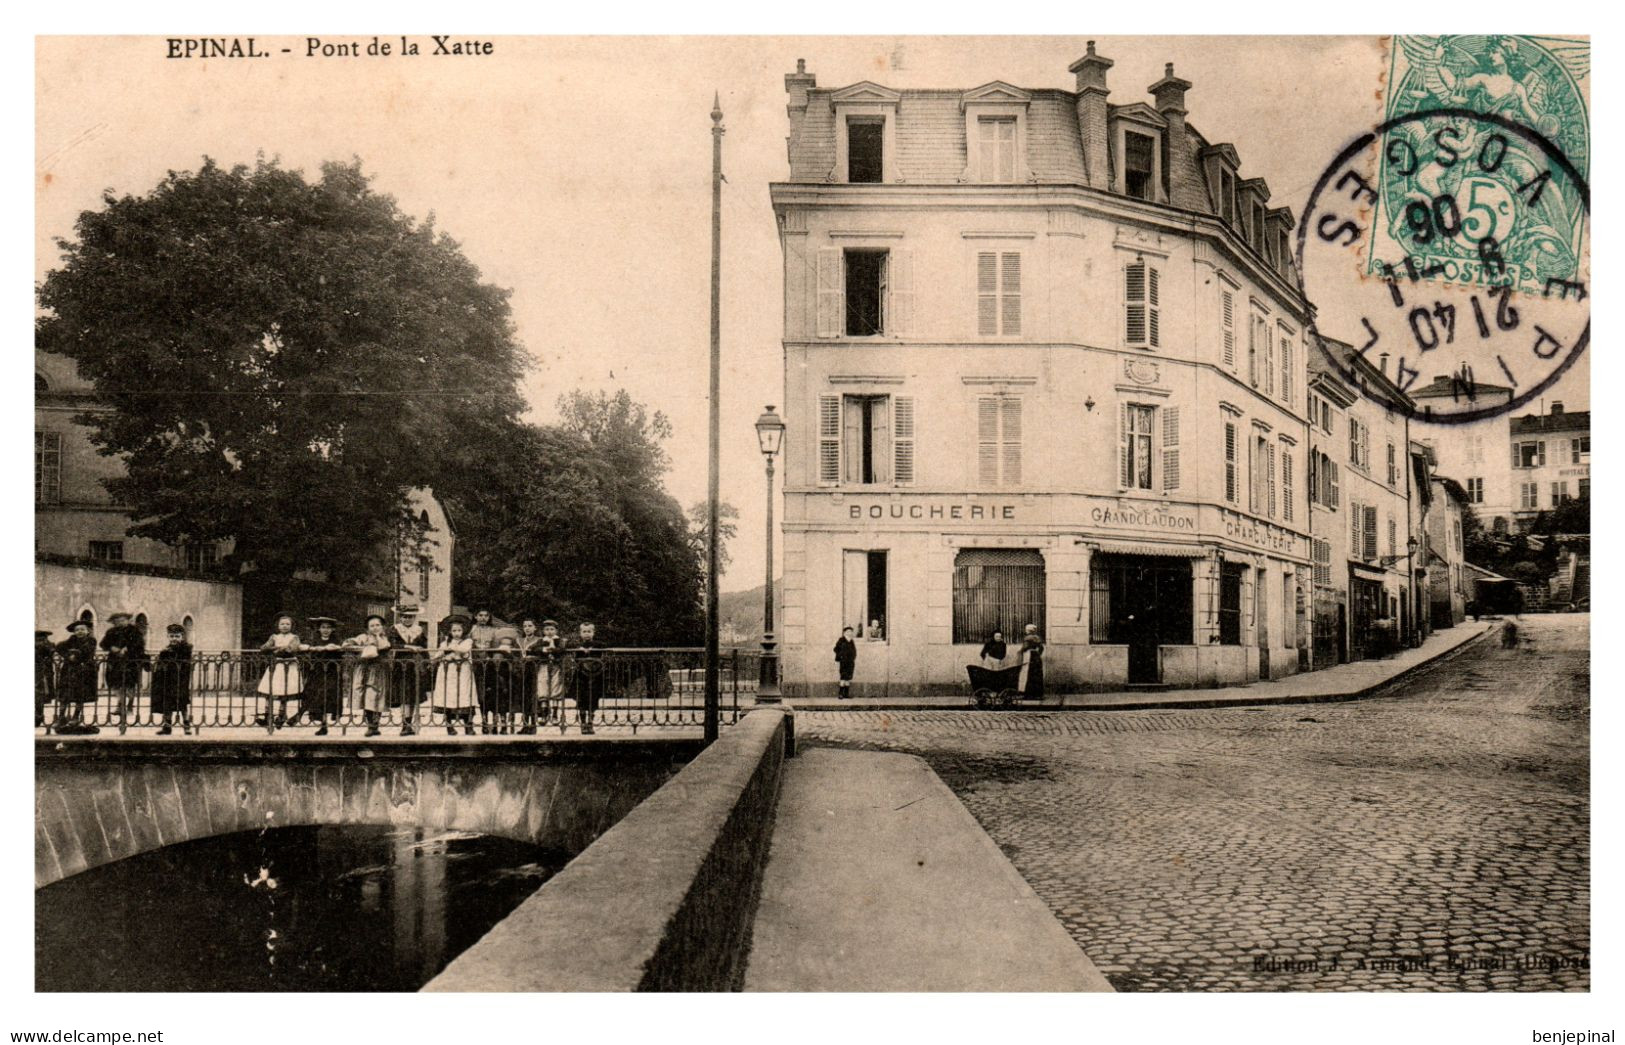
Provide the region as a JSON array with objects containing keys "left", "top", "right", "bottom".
[
  {"left": 1329, "top": 460, "right": 1340, "bottom": 508},
  {"left": 977, "top": 252, "right": 998, "bottom": 336},
  {"left": 870, "top": 396, "right": 892, "bottom": 484},
  {"left": 1248, "top": 315, "right": 1259, "bottom": 386},
  {"left": 1349, "top": 419, "right": 1359, "bottom": 468},
  {"left": 1000, "top": 397, "right": 1022, "bottom": 485},
  {"left": 1001, "top": 252, "right": 1022, "bottom": 336},
  {"left": 1282, "top": 449, "right": 1294, "bottom": 522},
  {"left": 1161, "top": 406, "right": 1180, "bottom": 492},
  {"left": 1351, "top": 499, "right": 1361, "bottom": 557},
  {"left": 818, "top": 395, "right": 841, "bottom": 484},
  {"left": 843, "top": 397, "right": 864, "bottom": 483},
  {"left": 1388, "top": 515, "right": 1397, "bottom": 556},
  {"left": 890, "top": 249, "right": 914, "bottom": 337},
  {"left": 1224, "top": 421, "right": 1238, "bottom": 503},
  {"left": 1147, "top": 266, "right": 1160, "bottom": 347},
  {"left": 977, "top": 397, "right": 999, "bottom": 485},
  {"left": 1125, "top": 263, "right": 1146, "bottom": 345},
  {"left": 1267, "top": 441, "right": 1277, "bottom": 517},
  {"left": 1280, "top": 336, "right": 1293, "bottom": 405},
  {"left": 1364, "top": 505, "right": 1378, "bottom": 561},
  {"left": 1512, "top": 443, "right": 1521, "bottom": 468},
  {"left": 893, "top": 397, "right": 915, "bottom": 485},
  {"left": 1308, "top": 449, "right": 1318, "bottom": 506},
  {"left": 817, "top": 249, "right": 841, "bottom": 338},
  {"left": 1264, "top": 326, "right": 1275, "bottom": 395},
  {"left": 1120, "top": 402, "right": 1132, "bottom": 487},
  {"left": 1538, "top": 441, "right": 1546, "bottom": 466},
  {"left": 1221, "top": 290, "right": 1235, "bottom": 368}
]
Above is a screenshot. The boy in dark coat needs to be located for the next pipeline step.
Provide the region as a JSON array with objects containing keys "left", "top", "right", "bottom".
[
  {"left": 151, "top": 624, "right": 194, "bottom": 735},
  {"left": 55, "top": 620, "right": 100, "bottom": 734},
  {"left": 567, "top": 622, "right": 605, "bottom": 735},
  {"left": 35, "top": 629, "right": 55, "bottom": 728},
  {"left": 833, "top": 627, "right": 857, "bottom": 699}
]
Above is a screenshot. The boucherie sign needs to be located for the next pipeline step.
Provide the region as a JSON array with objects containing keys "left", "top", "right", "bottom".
[{"left": 847, "top": 501, "right": 1018, "bottom": 521}]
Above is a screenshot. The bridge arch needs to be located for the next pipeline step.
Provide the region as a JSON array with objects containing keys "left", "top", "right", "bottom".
[{"left": 35, "top": 738, "right": 698, "bottom": 888}]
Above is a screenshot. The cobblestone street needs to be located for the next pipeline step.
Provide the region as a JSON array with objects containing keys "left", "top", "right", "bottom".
[{"left": 799, "top": 614, "right": 1590, "bottom": 992}]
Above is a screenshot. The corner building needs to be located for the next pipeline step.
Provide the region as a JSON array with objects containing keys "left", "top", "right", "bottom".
[{"left": 770, "top": 49, "right": 1314, "bottom": 697}]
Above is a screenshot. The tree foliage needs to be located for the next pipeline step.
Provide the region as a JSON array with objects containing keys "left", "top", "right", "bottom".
[
  {"left": 36, "top": 158, "right": 526, "bottom": 583},
  {"left": 686, "top": 499, "right": 740, "bottom": 576},
  {"left": 440, "top": 391, "right": 705, "bottom": 645}
]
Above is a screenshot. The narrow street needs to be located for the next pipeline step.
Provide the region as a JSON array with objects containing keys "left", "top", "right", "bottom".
[{"left": 799, "top": 614, "right": 1590, "bottom": 992}]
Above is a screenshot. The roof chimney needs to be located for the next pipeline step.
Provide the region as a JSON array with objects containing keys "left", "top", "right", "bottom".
[
  {"left": 1069, "top": 42, "right": 1114, "bottom": 190},
  {"left": 1379, "top": 352, "right": 1390, "bottom": 376},
  {"left": 1551, "top": 401, "right": 1564, "bottom": 415},
  {"left": 1148, "top": 62, "right": 1205, "bottom": 210},
  {"left": 784, "top": 58, "right": 816, "bottom": 111}
]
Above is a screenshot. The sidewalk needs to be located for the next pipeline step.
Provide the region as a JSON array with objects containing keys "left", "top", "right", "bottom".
[
  {"left": 743, "top": 747, "right": 1113, "bottom": 992},
  {"left": 791, "top": 621, "right": 1496, "bottom": 712}
]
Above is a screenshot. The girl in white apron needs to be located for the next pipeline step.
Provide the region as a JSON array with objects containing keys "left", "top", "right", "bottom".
[
  {"left": 433, "top": 615, "right": 477, "bottom": 735},
  {"left": 255, "top": 614, "right": 304, "bottom": 727},
  {"left": 346, "top": 614, "right": 392, "bottom": 736}
]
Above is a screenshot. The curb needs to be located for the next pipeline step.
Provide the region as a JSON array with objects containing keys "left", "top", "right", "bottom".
[{"left": 793, "top": 624, "right": 1498, "bottom": 714}]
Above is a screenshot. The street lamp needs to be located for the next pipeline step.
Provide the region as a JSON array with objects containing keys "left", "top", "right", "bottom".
[{"left": 754, "top": 405, "right": 786, "bottom": 705}]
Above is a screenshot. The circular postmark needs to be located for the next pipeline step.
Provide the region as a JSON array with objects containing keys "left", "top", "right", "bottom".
[{"left": 1295, "top": 106, "right": 1589, "bottom": 425}]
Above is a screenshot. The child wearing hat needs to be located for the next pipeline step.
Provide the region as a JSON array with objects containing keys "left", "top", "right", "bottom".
[
  {"left": 303, "top": 617, "right": 345, "bottom": 736},
  {"left": 255, "top": 613, "right": 305, "bottom": 728},
  {"left": 55, "top": 620, "right": 100, "bottom": 733},
  {"left": 151, "top": 624, "right": 194, "bottom": 735},
  {"left": 101, "top": 611, "right": 147, "bottom": 730}
]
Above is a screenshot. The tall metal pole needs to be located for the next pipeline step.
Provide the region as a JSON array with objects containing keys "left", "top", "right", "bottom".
[
  {"left": 703, "top": 94, "right": 724, "bottom": 742},
  {"left": 757, "top": 450, "right": 782, "bottom": 703}
]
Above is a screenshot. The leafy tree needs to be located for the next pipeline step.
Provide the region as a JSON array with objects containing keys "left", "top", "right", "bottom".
[
  {"left": 36, "top": 157, "right": 526, "bottom": 586},
  {"left": 687, "top": 500, "right": 740, "bottom": 576},
  {"left": 441, "top": 390, "right": 705, "bottom": 645}
]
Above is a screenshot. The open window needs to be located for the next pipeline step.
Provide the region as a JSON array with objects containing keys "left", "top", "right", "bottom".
[
  {"left": 847, "top": 119, "right": 883, "bottom": 183},
  {"left": 843, "top": 550, "right": 889, "bottom": 640}
]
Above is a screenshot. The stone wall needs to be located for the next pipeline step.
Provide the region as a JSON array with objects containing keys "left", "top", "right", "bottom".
[
  {"left": 34, "top": 737, "right": 701, "bottom": 889},
  {"left": 425, "top": 708, "right": 791, "bottom": 992}
]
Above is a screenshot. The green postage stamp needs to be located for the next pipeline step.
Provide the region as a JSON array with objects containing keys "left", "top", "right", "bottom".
[{"left": 1371, "top": 35, "right": 1589, "bottom": 293}]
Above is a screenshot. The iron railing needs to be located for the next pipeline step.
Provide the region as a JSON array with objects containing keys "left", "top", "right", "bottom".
[{"left": 34, "top": 647, "right": 757, "bottom": 736}]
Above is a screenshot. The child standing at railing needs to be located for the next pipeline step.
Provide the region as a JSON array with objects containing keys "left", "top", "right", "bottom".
[
  {"left": 303, "top": 617, "right": 345, "bottom": 736},
  {"left": 433, "top": 614, "right": 477, "bottom": 735},
  {"left": 102, "top": 611, "right": 146, "bottom": 730},
  {"left": 35, "top": 629, "right": 55, "bottom": 729},
  {"left": 346, "top": 615, "right": 392, "bottom": 737},
  {"left": 151, "top": 623, "right": 194, "bottom": 735},
  {"left": 255, "top": 613, "right": 304, "bottom": 728},
  {"left": 56, "top": 619, "right": 99, "bottom": 734}
]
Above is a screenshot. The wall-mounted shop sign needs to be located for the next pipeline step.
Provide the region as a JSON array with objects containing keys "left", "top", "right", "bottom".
[{"left": 847, "top": 501, "right": 1018, "bottom": 521}]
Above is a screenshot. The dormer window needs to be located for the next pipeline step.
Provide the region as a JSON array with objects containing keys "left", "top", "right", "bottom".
[
  {"left": 977, "top": 117, "right": 1017, "bottom": 183},
  {"left": 1251, "top": 200, "right": 1267, "bottom": 252},
  {"left": 848, "top": 120, "right": 883, "bottom": 183},
  {"left": 1125, "top": 131, "right": 1157, "bottom": 200},
  {"left": 1220, "top": 168, "right": 1236, "bottom": 224}
]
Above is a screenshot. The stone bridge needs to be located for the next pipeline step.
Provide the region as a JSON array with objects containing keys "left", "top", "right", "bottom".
[{"left": 34, "top": 736, "right": 704, "bottom": 888}]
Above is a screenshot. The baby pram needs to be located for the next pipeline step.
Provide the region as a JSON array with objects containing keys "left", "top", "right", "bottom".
[{"left": 965, "top": 662, "right": 1023, "bottom": 708}]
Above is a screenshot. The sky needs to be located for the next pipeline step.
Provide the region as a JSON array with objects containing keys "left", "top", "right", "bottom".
[{"left": 35, "top": 35, "right": 1590, "bottom": 590}]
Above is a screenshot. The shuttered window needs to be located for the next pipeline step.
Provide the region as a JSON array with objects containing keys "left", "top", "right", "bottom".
[
  {"left": 1263, "top": 321, "right": 1275, "bottom": 396},
  {"left": 1125, "top": 261, "right": 1159, "bottom": 348},
  {"left": 1279, "top": 332, "right": 1294, "bottom": 406},
  {"left": 1266, "top": 441, "right": 1277, "bottom": 518},
  {"left": 976, "top": 251, "right": 1021, "bottom": 336},
  {"left": 893, "top": 397, "right": 915, "bottom": 485},
  {"left": 952, "top": 548, "right": 1045, "bottom": 644},
  {"left": 1363, "top": 505, "right": 1379, "bottom": 561},
  {"left": 1224, "top": 421, "right": 1238, "bottom": 504},
  {"left": 977, "top": 117, "right": 1016, "bottom": 183},
  {"left": 1282, "top": 447, "right": 1294, "bottom": 523},
  {"left": 1221, "top": 290, "right": 1236, "bottom": 369},
  {"left": 976, "top": 396, "right": 1022, "bottom": 486},
  {"left": 1161, "top": 407, "right": 1181, "bottom": 492},
  {"left": 818, "top": 395, "right": 841, "bottom": 484},
  {"left": 1388, "top": 514, "right": 1397, "bottom": 557},
  {"left": 816, "top": 249, "right": 841, "bottom": 338},
  {"left": 1351, "top": 499, "right": 1362, "bottom": 558},
  {"left": 1328, "top": 458, "right": 1340, "bottom": 508},
  {"left": 1247, "top": 313, "right": 1259, "bottom": 386}
]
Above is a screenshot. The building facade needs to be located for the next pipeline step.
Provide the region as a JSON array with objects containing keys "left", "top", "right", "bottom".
[
  {"left": 1426, "top": 476, "right": 1469, "bottom": 628},
  {"left": 770, "top": 50, "right": 1314, "bottom": 697},
  {"left": 1508, "top": 405, "right": 1590, "bottom": 528},
  {"left": 1409, "top": 376, "right": 1515, "bottom": 533}
]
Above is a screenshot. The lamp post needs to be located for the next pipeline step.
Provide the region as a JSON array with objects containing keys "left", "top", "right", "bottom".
[{"left": 754, "top": 405, "right": 786, "bottom": 704}]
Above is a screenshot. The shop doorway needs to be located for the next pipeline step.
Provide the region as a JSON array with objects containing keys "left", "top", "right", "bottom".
[{"left": 1090, "top": 556, "right": 1193, "bottom": 685}]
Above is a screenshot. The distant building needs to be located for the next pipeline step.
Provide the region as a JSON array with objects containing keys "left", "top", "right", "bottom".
[
  {"left": 770, "top": 49, "right": 1314, "bottom": 696},
  {"left": 1508, "top": 404, "right": 1589, "bottom": 529},
  {"left": 1426, "top": 476, "right": 1469, "bottom": 628},
  {"left": 1410, "top": 376, "right": 1514, "bottom": 533},
  {"left": 35, "top": 348, "right": 454, "bottom": 647}
]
